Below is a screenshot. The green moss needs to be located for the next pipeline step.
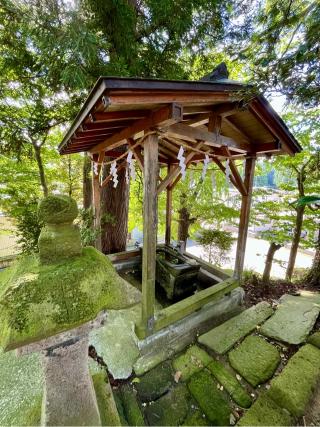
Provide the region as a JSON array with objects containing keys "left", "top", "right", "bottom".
[
  {"left": 238, "top": 393, "right": 292, "bottom": 426},
  {"left": 307, "top": 331, "right": 320, "bottom": 349},
  {"left": 120, "top": 384, "right": 145, "bottom": 426},
  {"left": 38, "top": 195, "right": 78, "bottom": 224},
  {"left": 92, "top": 373, "right": 121, "bottom": 426},
  {"left": 135, "top": 360, "right": 174, "bottom": 402},
  {"left": 113, "top": 389, "right": 128, "bottom": 426},
  {"left": 183, "top": 409, "right": 210, "bottom": 426},
  {"left": 187, "top": 369, "right": 230, "bottom": 426},
  {"left": 228, "top": 335, "right": 280, "bottom": 387},
  {"left": 144, "top": 385, "right": 193, "bottom": 426},
  {"left": 267, "top": 344, "right": 320, "bottom": 417},
  {"left": 0, "top": 247, "right": 135, "bottom": 351},
  {"left": 173, "top": 345, "right": 213, "bottom": 381},
  {"left": 207, "top": 359, "right": 252, "bottom": 408}
]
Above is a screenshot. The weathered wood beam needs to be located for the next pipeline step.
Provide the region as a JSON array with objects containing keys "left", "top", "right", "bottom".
[
  {"left": 211, "top": 157, "right": 242, "bottom": 193},
  {"left": 223, "top": 117, "right": 251, "bottom": 143},
  {"left": 92, "top": 109, "right": 149, "bottom": 122},
  {"left": 165, "top": 164, "right": 174, "bottom": 246},
  {"left": 91, "top": 155, "right": 103, "bottom": 251},
  {"left": 136, "top": 134, "right": 159, "bottom": 338},
  {"left": 234, "top": 156, "right": 256, "bottom": 279},
  {"left": 161, "top": 123, "right": 249, "bottom": 153},
  {"left": 128, "top": 138, "right": 144, "bottom": 172},
  {"left": 184, "top": 113, "right": 210, "bottom": 127},
  {"left": 89, "top": 103, "right": 183, "bottom": 154},
  {"left": 157, "top": 141, "right": 204, "bottom": 193},
  {"left": 100, "top": 161, "right": 127, "bottom": 188},
  {"left": 222, "top": 147, "right": 247, "bottom": 196}
]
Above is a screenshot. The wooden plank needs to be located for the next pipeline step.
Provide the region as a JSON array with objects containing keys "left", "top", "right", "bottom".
[
  {"left": 223, "top": 117, "right": 251, "bottom": 143},
  {"left": 157, "top": 141, "right": 204, "bottom": 193},
  {"left": 107, "top": 249, "right": 141, "bottom": 262},
  {"left": 89, "top": 103, "right": 183, "bottom": 154},
  {"left": 93, "top": 110, "right": 149, "bottom": 122},
  {"left": 153, "top": 278, "right": 238, "bottom": 332},
  {"left": 233, "top": 157, "right": 256, "bottom": 279},
  {"left": 184, "top": 252, "right": 230, "bottom": 281},
  {"left": 138, "top": 134, "right": 159, "bottom": 337},
  {"left": 162, "top": 123, "right": 249, "bottom": 152},
  {"left": 165, "top": 165, "right": 174, "bottom": 245}
]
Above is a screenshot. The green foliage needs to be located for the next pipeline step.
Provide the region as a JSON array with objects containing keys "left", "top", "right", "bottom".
[
  {"left": 78, "top": 208, "right": 100, "bottom": 247},
  {"left": 296, "top": 195, "right": 320, "bottom": 207},
  {"left": 15, "top": 199, "right": 43, "bottom": 254},
  {"left": 197, "top": 228, "right": 234, "bottom": 266}
]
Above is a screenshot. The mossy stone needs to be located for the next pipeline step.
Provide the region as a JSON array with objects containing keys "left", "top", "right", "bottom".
[
  {"left": 183, "top": 409, "right": 210, "bottom": 426},
  {"left": 0, "top": 247, "right": 137, "bottom": 351},
  {"left": 267, "top": 344, "right": 320, "bottom": 417},
  {"left": 144, "top": 385, "right": 193, "bottom": 426},
  {"left": 238, "top": 393, "right": 292, "bottom": 426},
  {"left": 187, "top": 369, "right": 231, "bottom": 426},
  {"left": 307, "top": 331, "right": 320, "bottom": 349},
  {"left": 198, "top": 302, "right": 273, "bottom": 354},
  {"left": 228, "top": 335, "right": 280, "bottom": 387},
  {"left": 113, "top": 389, "right": 128, "bottom": 426},
  {"left": 135, "top": 360, "right": 174, "bottom": 402},
  {"left": 207, "top": 359, "right": 252, "bottom": 408},
  {"left": 120, "top": 384, "right": 145, "bottom": 426},
  {"left": 38, "top": 195, "right": 78, "bottom": 224},
  {"left": 173, "top": 345, "right": 213, "bottom": 381},
  {"left": 92, "top": 373, "right": 121, "bottom": 426}
]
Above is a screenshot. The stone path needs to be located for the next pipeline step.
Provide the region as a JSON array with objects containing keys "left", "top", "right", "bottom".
[{"left": 260, "top": 294, "right": 320, "bottom": 345}]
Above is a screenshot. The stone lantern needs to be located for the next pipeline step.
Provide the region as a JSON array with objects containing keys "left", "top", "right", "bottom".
[{"left": 0, "top": 195, "right": 140, "bottom": 426}]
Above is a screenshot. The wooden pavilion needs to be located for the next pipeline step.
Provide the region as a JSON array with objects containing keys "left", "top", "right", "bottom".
[{"left": 58, "top": 75, "right": 301, "bottom": 338}]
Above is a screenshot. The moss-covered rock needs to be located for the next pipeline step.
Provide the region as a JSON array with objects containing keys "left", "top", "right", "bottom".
[
  {"left": 183, "top": 409, "right": 210, "bottom": 426},
  {"left": 267, "top": 344, "right": 320, "bottom": 418},
  {"left": 173, "top": 345, "right": 213, "bottom": 381},
  {"left": 120, "top": 384, "right": 145, "bottom": 426},
  {"left": 228, "top": 335, "right": 280, "bottom": 387},
  {"left": 238, "top": 393, "right": 292, "bottom": 426},
  {"left": 113, "top": 389, "right": 128, "bottom": 426},
  {"left": 307, "top": 331, "right": 320, "bottom": 349},
  {"left": 144, "top": 384, "right": 193, "bottom": 426},
  {"left": 207, "top": 359, "right": 252, "bottom": 408},
  {"left": 135, "top": 360, "right": 174, "bottom": 402},
  {"left": 187, "top": 369, "right": 231, "bottom": 426},
  {"left": 92, "top": 373, "right": 121, "bottom": 426},
  {"left": 0, "top": 247, "right": 137, "bottom": 351},
  {"left": 38, "top": 195, "right": 78, "bottom": 224}
]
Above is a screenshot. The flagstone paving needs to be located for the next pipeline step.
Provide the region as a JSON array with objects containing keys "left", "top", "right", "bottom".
[
  {"left": 260, "top": 294, "right": 320, "bottom": 345},
  {"left": 135, "top": 360, "right": 174, "bottom": 402},
  {"left": 228, "top": 335, "right": 281, "bottom": 387},
  {"left": 172, "top": 345, "right": 213, "bottom": 381},
  {"left": 307, "top": 330, "right": 320, "bottom": 348},
  {"left": 198, "top": 301, "right": 273, "bottom": 354}
]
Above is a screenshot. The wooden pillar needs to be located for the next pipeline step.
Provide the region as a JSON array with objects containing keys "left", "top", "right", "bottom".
[
  {"left": 165, "top": 165, "right": 173, "bottom": 246},
  {"left": 92, "top": 166, "right": 101, "bottom": 251},
  {"left": 233, "top": 156, "right": 256, "bottom": 279},
  {"left": 137, "top": 134, "right": 159, "bottom": 338}
]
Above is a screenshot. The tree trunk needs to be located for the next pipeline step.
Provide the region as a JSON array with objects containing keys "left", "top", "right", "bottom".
[
  {"left": 177, "top": 193, "right": 196, "bottom": 250},
  {"left": 33, "top": 144, "right": 48, "bottom": 197},
  {"left": 262, "top": 242, "right": 282, "bottom": 285},
  {"left": 100, "top": 163, "right": 129, "bottom": 254},
  {"left": 83, "top": 154, "right": 92, "bottom": 209},
  {"left": 306, "top": 227, "right": 320, "bottom": 287},
  {"left": 286, "top": 205, "right": 305, "bottom": 281}
]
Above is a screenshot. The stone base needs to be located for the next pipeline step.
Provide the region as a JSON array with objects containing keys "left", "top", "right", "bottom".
[{"left": 41, "top": 336, "right": 101, "bottom": 426}]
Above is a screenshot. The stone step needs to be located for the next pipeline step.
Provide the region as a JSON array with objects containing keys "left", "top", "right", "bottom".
[
  {"left": 260, "top": 294, "right": 320, "bottom": 345},
  {"left": 198, "top": 302, "right": 273, "bottom": 354},
  {"left": 172, "top": 345, "right": 213, "bottom": 381}
]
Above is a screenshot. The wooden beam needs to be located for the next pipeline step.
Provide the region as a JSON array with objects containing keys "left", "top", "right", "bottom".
[
  {"left": 154, "top": 278, "right": 238, "bottom": 332},
  {"left": 211, "top": 157, "right": 242, "bottom": 193},
  {"left": 100, "top": 161, "right": 126, "bottom": 187},
  {"left": 222, "top": 147, "right": 247, "bottom": 196},
  {"left": 165, "top": 165, "right": 174, "bottom": 246},
  {"left": 162, "top": 123, "right": 249, "bottom": 152},
  {"left": 137, "top": 134, "right": 159, "bottom": 338},
  {"left": 223, "top": 117, "right": 251, "bottom": 143},
  {"left": 157, "top": 141, "right": 204, "bottom": 194},
  {"left": 90, "top": 103, "right": 183, "bottom": 154},
  {"left": 93, "top": 109, "right": 149, "bottom": 122},
  {"left": 234, "top": 156, "right": 256, "bottom": 279}
]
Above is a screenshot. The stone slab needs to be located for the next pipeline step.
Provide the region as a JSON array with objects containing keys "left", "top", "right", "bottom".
[
  {"left": 307, "top": 331, "right": 320, "bottom": 349},
  {"left": 198, "top": 302, "right": 273, "bottom": 354},
  {"left": 207, "top": 360, "right": 252, "bottom": 408},
  {"left": 173, "top": 345, "right": 213, "bottom": 381},
  {"left": 144, "top": 384, "right": 193, "bottom": 426},
  {"left": 120, "top": 384, "right": 145, "bottom": 426},
  {"left": 228, "top": 335, "right": 280, "bottom": 387},
  {"left": 260, "top": 294, "right": 320, "bottom": 345},
  {"left": 183, "top": 409, "right": 210, "bottom": 426},
  {"left": 135, "top": 360, "right": 174, "bottom": 402},
  {"left": 187, "top": 369, "right": 231, "bottom": 426},
  {"left": 267, "top": 344, "right": 320, "bottom": 418},
  {"left": 92, "top": 373, "right": 121, "bottom": 426},
  {"left": 238, "top": 393, "right": 292, "bottom": 426}
]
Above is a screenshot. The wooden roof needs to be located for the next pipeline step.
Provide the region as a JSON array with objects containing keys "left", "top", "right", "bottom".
[{"left": 58, "top": 77, "right": 302, "bottom": 162}]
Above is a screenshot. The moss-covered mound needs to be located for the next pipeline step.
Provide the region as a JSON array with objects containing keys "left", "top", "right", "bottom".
[
  {"left": 0, "top": 247, "right": 135, "bottom": 351},
  {"left": 38, "top": 195, "right": 78, "bottom": 224}
]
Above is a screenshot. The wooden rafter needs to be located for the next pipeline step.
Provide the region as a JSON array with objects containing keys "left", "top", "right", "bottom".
[
  {"left": 223, "top": 117, "right": 251, "bottom": 143},
  {"left": 222, "top": 147, "right": 247, "bottom": 196},
  {"left": 93, "top": 110, "right": 148, "bottom": 122},
  {"left": 211, "top": 157, "right": 243, "bottom": 194},
  {"left": 89, "top": 103, "right": 183, "bottom": 154}
]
